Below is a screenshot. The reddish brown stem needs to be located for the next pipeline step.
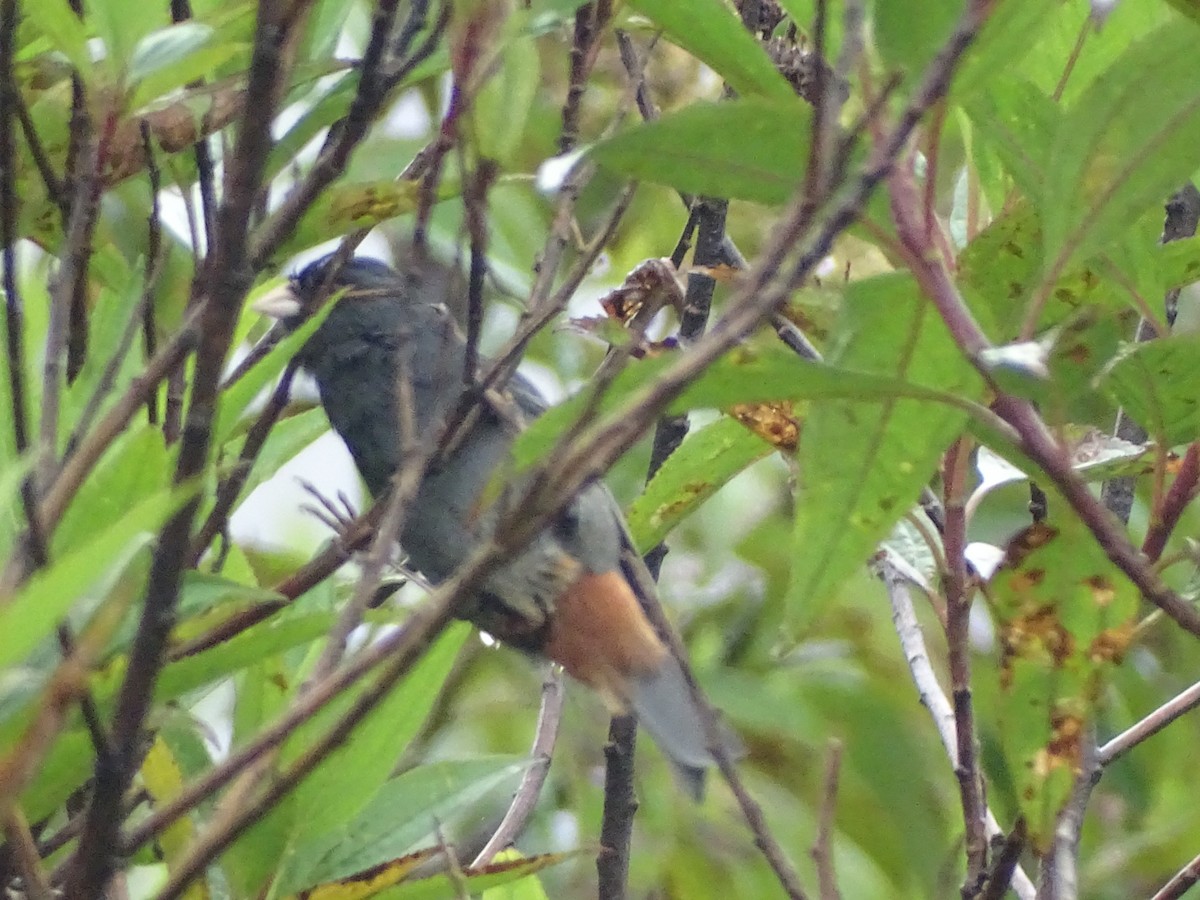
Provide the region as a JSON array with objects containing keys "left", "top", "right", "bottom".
[{"left": 1142, "top": 442, "right": 1200, "bottom": 563}]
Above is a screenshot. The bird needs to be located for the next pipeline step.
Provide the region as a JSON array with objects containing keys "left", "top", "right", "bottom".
[{"left": 254, "top": 252, "right": 718, "bottom": 796}]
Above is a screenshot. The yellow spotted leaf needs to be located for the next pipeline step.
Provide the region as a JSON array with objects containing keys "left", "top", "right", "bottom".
[{"left": 987, "top": 517, "right": 1138, "bottom": 850}]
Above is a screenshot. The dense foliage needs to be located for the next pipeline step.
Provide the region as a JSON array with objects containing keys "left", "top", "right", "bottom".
[{"left": 4, "top": 0, "right": 1200, "bottom": 898}]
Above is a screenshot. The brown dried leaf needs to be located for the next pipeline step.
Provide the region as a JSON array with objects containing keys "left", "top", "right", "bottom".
[
  {"left": 598, "top": 257, "right": 686, "bottom": 327},
  {"left": 728, "top": 399, "right": 799, "bottom": 451}
]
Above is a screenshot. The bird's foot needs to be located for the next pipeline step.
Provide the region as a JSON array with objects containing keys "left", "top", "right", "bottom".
[{"left": 297, "top": 479, "right": 360, "bottom": 551}]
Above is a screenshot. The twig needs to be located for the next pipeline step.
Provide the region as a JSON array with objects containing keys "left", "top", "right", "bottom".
[
  {"left": 41, "top": 129, "right": 100, "bottom": 483},
  {"left": 1038, "top": 734, "right": 1095, "bottom": 900},
  {"left": 472, "top": 667, "right": 564, "bottom": 867},
  {"left": 462, "top": 159, "right": 496, "bottom": 386},
  {"left": 881, "top": 557, "right": 1037, "bottom": 900},
  {"left": 1142, "top": 441, "right": 1200, "bottom": 562},
  {"left": 979, "top": 820, "right": 1027, "bottom": 900},
  {"left": 1153, "top": 852, "right": 1200, "bottom": 900},
  {"left": 629, "top": 564, "right": 810, "bottom": 900},
  {"left": 55, "top": 625, "right": 112, "bottom": 763},
  {"left": 13, "top": 83, "right": 64, "bottom": 208},
  {"left": 65, "top": 5, "right": 306, "bottom": 895},
  {"left": 170, "top": 0, "right": 218, "bottom": 252},
  {"left": 803, "top": 0, "right": 832, "bottom": 201},
  {"left": 560, "top": 1, "right": 612, "bottom": 154},
  {"left": 2, "top": 809, "right": 54, "bottom": 900},
  {"left": 889, "top": 155, "right": 1200, "bottom": 640},
  {"left": 309, "top": 352, "right": 431, "bottom": 681},
  {"left": 810, "top": 739, "right": 843, "bottom": 900},
  {"left": 941, "top": 437, "right": 989, "bottom": 894},
  {"left": 0, "top": 0, "right": 46, "bottom": 578},
  {"left": 187, "top": 364, "right": 298, "bottom": 566},
  {"left": 596, "top": 714, "right": 638, "bottom": 900},
  {"left": 1097, "top": 678, "right": 1200, "bottom": 766},
  {"left": 248, "top": 0, "right": 447, "bottom": 268},
  {"left": 140, "top": 120, "right": 162, "bottom": 424},
  {"left": 455, "top": 179, "right": 636, "bottom": 437},
  {"left": 35, "top": 304, "right": 201, "bottom": 532},
  {"left": 63, "top": 248, "right": 166, "bottom": 465}
]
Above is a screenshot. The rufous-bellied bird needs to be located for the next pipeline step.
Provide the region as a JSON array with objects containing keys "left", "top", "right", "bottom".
[{"left": 255, "top": 253, "right": 721, "bottom": 796}]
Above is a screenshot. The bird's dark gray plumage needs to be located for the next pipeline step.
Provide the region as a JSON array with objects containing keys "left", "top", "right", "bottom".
[{"left": 259, "top": 253, "right": 717, "bottom": 796}]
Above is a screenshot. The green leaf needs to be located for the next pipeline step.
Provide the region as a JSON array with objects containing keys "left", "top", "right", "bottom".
[
  {"left": 480, "top": 851, "right": 551, "bottom": 900},
  {"left": 216, "top": 281, "right": 340, "bottom": 444},
  {"left": 132, "top": 44, "right": 244, "bottom": 110},
  {"left": 376, "top": 851, "right": 583, "bottom": 900},
  {"left": 222, "top": 408, "right": 328, "bottom": 506},
  {"left": 23, "top": 0, "right": 91, "bottom": 76},
  {"left": 474, "top": 33, "right": 540, "bottom": 165},
  {"left": 987, "top": 517, "right": 1139, "bottom": 851},
  {"left": 1042, "top": 21, "right": 1200, "bottom": 276},
  {"left": 53, "top": 424, "right": 172, "bottom": 556},
  {"left": 591, "top": 98, "right": 812, "bottom": 205},
  {"left": 129, "top": 22, "right": 214, "bottom": 83},
  {"left": 0, "top": 482, "right": 194, "bottom": 670},
  {"left": 1158, "top": 232, "right": 1200, "bottom": 292},
  {"left": 1100, "top": 334, "right": 1200, "bottom": 445},
  {"left": 626, "top": 0, "right": 795, "bottom": 101},
  {"left": 956, "top": 203, "right": 1146, "bottom": 341},
  {"left": 19, "top": 731, "right": 93, "bottom": 821},
  {"left": 91, "top": 0, "right": 156, "bottom": 73},
  {"left": 266, "top": 73, "right": 357, "bottom": 178},
  {"left": 285, "top": 623, "right": 471, "bottom": 836},
  {"left": 785, "top": 273, "right": 982, "bottom": 625},
  {"left": 285, "top": 755, "right": 529, "bottom": 892},
  {"left": 964, "top": 78, "right": 1059, "bottom": 204},
  {"left": 872, "top": 0, "right": 958, "bottom": 74},
  {"left": 153, "top": 612, "right": 331, "bottom": 702},
  {"left": 626, "top": 416, "right": 772, "bottom": 553},
  {"left": 952, "top": 0, "right": 1055, "bottom": 101},
  {"left": 230, "top": 624, "right": 472, "bottom": 895}
]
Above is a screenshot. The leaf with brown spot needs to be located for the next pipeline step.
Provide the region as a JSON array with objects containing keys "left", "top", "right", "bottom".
[
  {"left": 957, "top": 203, "right": 1129, "bottom": 342},
  {"left": 374, "top": 849, "right": 586, "bottom": 899},
  {"left": 626, "top": 416, "right": 773, "bottom": 553},
  {"left": 290, "top": 848, "right": 439, "bottom": 899},
  {"left": 987, "top": 515, "right": 1139, "bottom": 849},
  {"left": 727, "top": 400, "right": 799, "bottom": 451}
]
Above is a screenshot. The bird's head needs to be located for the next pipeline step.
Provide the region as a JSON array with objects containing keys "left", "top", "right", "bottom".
[{"left": 252, "top": 253, "right": 404, "bottom": 332}]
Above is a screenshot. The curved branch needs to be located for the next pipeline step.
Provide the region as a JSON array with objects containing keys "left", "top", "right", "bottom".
[{"left": 471, "top": 667, "right": 564, "bottom": 868}]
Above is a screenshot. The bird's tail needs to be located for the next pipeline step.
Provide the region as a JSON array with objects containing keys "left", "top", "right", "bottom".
[{"left": 629, "top": 658, "right": 718, "bottom": 800}]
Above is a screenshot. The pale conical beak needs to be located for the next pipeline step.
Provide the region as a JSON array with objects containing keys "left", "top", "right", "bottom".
[{"left": 251, "top": 283, "right": 303, "bottom": 320}]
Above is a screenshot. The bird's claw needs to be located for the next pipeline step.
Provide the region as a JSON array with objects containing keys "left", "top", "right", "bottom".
[{"left": 297, "top": 478, "right": 359, "bottom": 549}]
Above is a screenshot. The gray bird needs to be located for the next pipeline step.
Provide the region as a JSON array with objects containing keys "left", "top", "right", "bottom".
[{"left": 255, "top": 254, "right": 717, "bottom": 796}]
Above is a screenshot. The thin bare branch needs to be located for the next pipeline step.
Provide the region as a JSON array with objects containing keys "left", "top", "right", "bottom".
[
  {"left": 881, "top": 557, "right": 1037, "bottom": 900},
  {"left": 942, "top": 437, "right": 988, "bottom": 894},
  {"left": 472, "top": 667, "right": 564, "bottom": 867},
  {"left": 65, "top": 4, "right": 311, "bottom": 894},
  {"left": 1098, "top": 678, "right": 1200, "bottom": 767},
  {"left": 3, "top": 809, "right": 54, "bottom": 900},
  {"left": 890, "top": 158, "right": 1200, "bottom": 640},
  {"left": 810, "top": 739, "right": 843, "bottom": 900},
  {"left": 1152, "top": 852, "right": 1200, "bottom": 900}
]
